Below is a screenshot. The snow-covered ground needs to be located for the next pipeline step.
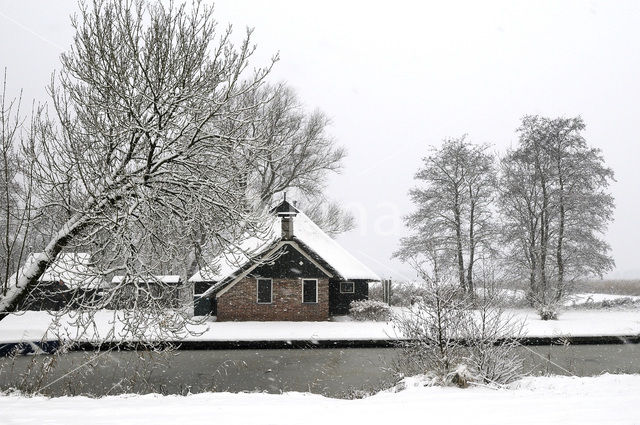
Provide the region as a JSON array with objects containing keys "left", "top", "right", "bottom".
[
  {"left": 1, "top": 374, "right": 639, "bottom": 425},
  {"left": 485, "top": 288, "right": 640, "bottom": 307},
  {"left": 564, "top": 292, "right": 640, "bottom": 306},
  {"left": 1, "top": 306, "right": 639, "bottom": 344},
  {"left": 518, "top": 309, "right": 640, "bottom": 337}
]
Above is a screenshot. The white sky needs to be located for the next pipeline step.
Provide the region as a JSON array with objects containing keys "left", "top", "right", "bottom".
[{"left": 1, "top": 0, "right": 639, "bottom": 281}]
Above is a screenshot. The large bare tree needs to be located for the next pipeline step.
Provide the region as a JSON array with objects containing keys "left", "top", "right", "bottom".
[
  {"left": 0, "top": 0, "right": 279, "bottom": 317},
  {"left": 499, "top": 115, "right": 614, "bottom": 313},
  {"left": 178, "top": 76, "right": 353, "bottom": 276},
  {"left": 395, "top": 136, "right": 496, "bottom": 296},
  {"left": 246, "top": 83, "right": 354, "bottom": 236}
]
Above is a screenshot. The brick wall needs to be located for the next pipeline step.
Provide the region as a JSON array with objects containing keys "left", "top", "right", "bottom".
[{"left": 216, "top": 277, "right": 329, "bottom": 321}]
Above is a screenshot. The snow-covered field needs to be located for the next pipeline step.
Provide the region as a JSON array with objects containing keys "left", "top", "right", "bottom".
[
  {"left": 564, "top": 292, "right": 640, "bottom": 306},
  {"left": 1, "top": 305, "right": 640, "bottom": 344},
  {"left": 1, "top": 374, "right": 639, "bottom": 425},
  {"left": 484, "top": 288, "right": 640, "bottom": 307}
]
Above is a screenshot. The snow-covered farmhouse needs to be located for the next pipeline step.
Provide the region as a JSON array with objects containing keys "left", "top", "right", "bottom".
[{"left": 190, "top": 200, "right": 381, "bottom": 321}]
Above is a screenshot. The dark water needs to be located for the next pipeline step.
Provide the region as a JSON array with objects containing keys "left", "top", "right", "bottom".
[{"left": 1, "top": 344, "right": 639, "bottom": 397}]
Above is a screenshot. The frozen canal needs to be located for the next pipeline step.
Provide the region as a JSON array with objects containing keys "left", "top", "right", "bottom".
[{"left": 1, "top": 344, "right": 640, "bottom": 397}]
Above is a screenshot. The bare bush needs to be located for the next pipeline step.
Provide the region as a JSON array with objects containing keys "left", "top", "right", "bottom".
[
  {"left": 392, "top": 277, "right": 468, "bottom": 381},
  {"left": 369, "top": 280, "right": 430, "bottom": 307},
  {"left": 392, "top": 265, "right": 524, "bottom": 387},
  {"left": 462, "top": 286, "right": 525, "bottom": 384},
  {"left": 348, "top": 299, "right": 392, "bottom": 321},
  {"left": 578, "top": 297, "right": 640, "bottom": 309}
]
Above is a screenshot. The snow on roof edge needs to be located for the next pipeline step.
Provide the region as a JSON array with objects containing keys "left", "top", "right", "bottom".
[
  {"left": 111, "top": 275, "right": 182, "bottom": 284},
  {"left": 190, "top": 210, "right": 381, "bottom": 286}
]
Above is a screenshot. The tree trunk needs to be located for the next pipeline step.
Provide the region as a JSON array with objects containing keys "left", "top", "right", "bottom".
[
  {"left": 467, "top": 194, "right": 476, "bottom": 297},
  {"left": 555, "top": 175, "right": 566, "bottom": 302},
  {"left": 527, "top": 212, "right": 538, "bottom": 307},
  {"left": 453, "top": 197, "right": 466, "bottom": 293},
  {"left": 533, "top": 141, "right": 550, "bottom": 306},
  {"left": 183, "top": 230, "right": 207, "bottom": 282},
  {"left": 0, "top": 213, "right": 87, "bottom": 316}
]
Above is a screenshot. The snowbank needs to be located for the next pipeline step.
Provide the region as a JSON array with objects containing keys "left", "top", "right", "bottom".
[
  {"left": 1, "top": 308, "right": 639, "bottom": 345},
  {"left": 1, "top": 374, "right": 639, "bottom": 425},
  {"left": 518, "top": 309, "right": 640, "bottom": 337}
]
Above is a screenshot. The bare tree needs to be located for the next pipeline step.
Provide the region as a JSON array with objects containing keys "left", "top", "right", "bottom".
[
  {"left": 248, "top": 84, "right": 345, "bottom": 202},
  {"left": 180, "top": 74, "right": 354, "bottom": 276},
  {"left": 393, "top": 263, "right": 469, "bottom": 381},
  {"left": 0, "top": 0, "right": 279, "bottom": 319},
  {"left": 295, "top": 198, "right": 355, "bottom": 237},
  {"left": 0, "top": 71, "right": 36, "bottom": 300},
  {"left": 500, "top": 144, "right": 549, "bottom": 308},
  {"left": 499, "top": 116, "right": 615, "bottom": 316},
  {"left": 246, "top": 83, "right": 354, "bottom": 236},
  {"left": 545, "top": 117, "right": 615, "bottom": 300},
  {"left": 395, "top": 136, "right": 496, "bottom": 295}
]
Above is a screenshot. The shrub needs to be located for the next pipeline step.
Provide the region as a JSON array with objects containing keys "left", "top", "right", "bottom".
[
  {"left": 368, "top": 281, "right": 430, "bottom": 306},
  {"left": 393, "top": 276, "right": 525, "bottom": 386},
  {"left": 537, "top": 305, "right": 558, "bottom": 320},
  {"left": 574, "top": 296, "right": 640, "bottom": 310},
  {"left": 349, "top": 299, "right": 392, "bottom": 321}
]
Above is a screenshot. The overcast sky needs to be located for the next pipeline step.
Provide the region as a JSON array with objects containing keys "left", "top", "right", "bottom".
[{"left": 1, "top": 0, "right": 639, "bottom": 281}]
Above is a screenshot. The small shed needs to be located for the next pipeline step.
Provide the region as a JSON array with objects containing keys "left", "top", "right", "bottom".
[{"left": 11, "top": 252, "right": 108, "bottom": 311}]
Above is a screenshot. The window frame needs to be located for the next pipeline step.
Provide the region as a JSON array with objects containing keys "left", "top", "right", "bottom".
[
  {"left": 256, "top": 278, "right": 273, "bottom": 304},
  {"left": 339, "top": 281, "right": 355, "bottom": 294},
  {"left": 301, "top": 278, "right": 318, "bottom": 304}
]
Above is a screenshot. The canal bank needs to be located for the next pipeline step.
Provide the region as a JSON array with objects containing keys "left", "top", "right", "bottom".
[{"left": 1, "top": 308, "right": 640, "bottom": 355}]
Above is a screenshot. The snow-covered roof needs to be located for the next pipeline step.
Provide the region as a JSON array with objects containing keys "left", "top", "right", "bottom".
[
  {"left": 111, "top": 275, "right": 181, "bottom": 284},
  {"left": 8, "top": 253, "right": 108, "bottom": 289},
  {"left": 293, "top": 211, "right": 380, "bottom": 281},
  {"left": 189, "top": 222, "right": 280, "bottom": 283},
  {"left": 189, "top": 208, "right": 381, "bottom": 285}
]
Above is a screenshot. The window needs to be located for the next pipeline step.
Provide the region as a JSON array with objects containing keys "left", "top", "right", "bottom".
[
  {"left": 257, "top": 278, "right": 272, "bottom": 304},
  {"left": 340, "top": 281, "right": 355, "bottom": 294},
  {"left": 302, "top": 279, "right": 318, "bottom": 303}
]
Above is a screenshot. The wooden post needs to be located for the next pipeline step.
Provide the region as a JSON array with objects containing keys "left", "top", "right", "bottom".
[{"left": 382, "top": 279, "right": 393, "bottom": 305}]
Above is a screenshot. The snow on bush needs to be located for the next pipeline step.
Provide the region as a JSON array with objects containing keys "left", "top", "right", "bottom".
[
  {"left": 392, "top": 276, "right": 525, "bottom": 387},
  {"left": 537, "top": 305, "right": 559, "bottom": 320},
  {"left": 574, "top": 296, "right": 640, "bottom": 309},
  {"left": 368, "top": 281, "right": 429, "bottom": 306},
  {"left": 349, "top": 300, "right": 392, "bottom": 321},
  {"left": 389, "top": 365, "right": 479, "bottom": 391}
]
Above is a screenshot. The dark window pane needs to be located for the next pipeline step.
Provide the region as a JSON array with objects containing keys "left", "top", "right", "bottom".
[
  {"left": 194, "top": 281, "right": 213, "bottom": 295},
  {"left": 303, "top": 279, "right": 317, "bottom": 303},
  {"left": 257, "top": 279, "right": 272, "bottom": 303},
  {"left": 340, "top": 281, "right": 354, "bottom": 293}
]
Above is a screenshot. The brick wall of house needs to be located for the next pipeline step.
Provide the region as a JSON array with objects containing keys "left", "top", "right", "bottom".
[{"left": 216, "top": 277, "right": 329, "bottom": 321}]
